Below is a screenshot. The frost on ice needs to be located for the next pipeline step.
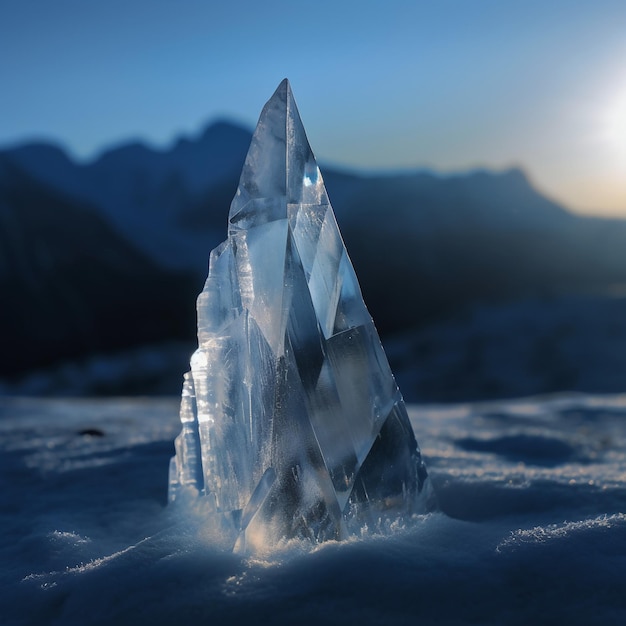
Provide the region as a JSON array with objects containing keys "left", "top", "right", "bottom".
[{"left": 169, "top": 79, "right": 433, "bottom": 552}]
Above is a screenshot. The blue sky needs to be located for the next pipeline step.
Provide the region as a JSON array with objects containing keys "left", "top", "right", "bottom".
[{"left": 2, "top": 0, "right": 626, "bottom": 215}]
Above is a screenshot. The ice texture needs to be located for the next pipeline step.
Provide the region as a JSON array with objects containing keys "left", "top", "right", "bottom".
[{"left": 168, "top": 79, "right": 432, "bottom": 551}]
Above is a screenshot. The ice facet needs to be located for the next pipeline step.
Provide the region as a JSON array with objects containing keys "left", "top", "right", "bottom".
[{"left": 169, "top": 79, "right": 433, "bottom": 551}]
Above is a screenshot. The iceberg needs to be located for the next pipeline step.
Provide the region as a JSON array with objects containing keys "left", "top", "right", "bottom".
[{"left": 169, "top": 79, "right": 433, "bottom": 551}]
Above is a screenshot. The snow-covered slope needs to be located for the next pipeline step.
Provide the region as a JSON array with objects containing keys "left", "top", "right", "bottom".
[
  {"left": 387, "top": 292, "right": 626, "bottom": 402},
  {"left": 1, "top": 394, "right": 625, "bottom": 625}
]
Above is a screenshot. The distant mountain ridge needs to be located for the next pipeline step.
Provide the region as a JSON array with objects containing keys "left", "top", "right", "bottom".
[
  {"left": 2, "top": 121, "right": 581, "bottom": 271},
  {"left": 3, "top": 121, "right": 252, "bottom": 269},
  {"left": 2, "top": 120, "right": 626, "bottom": 390}
]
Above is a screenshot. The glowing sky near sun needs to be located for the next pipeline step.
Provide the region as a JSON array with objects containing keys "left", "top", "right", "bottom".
[{"left": 1, "top": 0, "right": 626, "bottom": 216}]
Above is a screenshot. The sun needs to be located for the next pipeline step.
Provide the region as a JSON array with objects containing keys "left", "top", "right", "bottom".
[{"left": 604, "top": 89, "right": 626, "bottom": 159}]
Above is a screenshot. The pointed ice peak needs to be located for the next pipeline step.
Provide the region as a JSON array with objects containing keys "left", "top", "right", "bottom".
[
  {"left": 229, "top": 79, "right": 328, "bottom": 230},
  {"left": 169, "top": 81, "right": 433, "bottom": 552}
]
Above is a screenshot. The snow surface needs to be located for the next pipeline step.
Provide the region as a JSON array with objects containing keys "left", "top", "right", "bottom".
[{"left": 2, "top": 394, "right": 626, "bottom": 625}]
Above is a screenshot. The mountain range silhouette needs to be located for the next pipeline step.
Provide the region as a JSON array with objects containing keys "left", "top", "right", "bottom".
[{"left": 2, "top": 120, "right": 626, "bottom": 396}]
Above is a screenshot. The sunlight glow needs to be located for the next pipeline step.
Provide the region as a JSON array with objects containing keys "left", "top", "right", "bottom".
[{"left": 604, "top": 87, "right": 626, "bottom": 161}]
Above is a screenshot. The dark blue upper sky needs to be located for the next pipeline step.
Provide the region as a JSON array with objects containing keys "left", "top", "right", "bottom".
[{"left": 2, "top": 0, "right": 626, "bottom": 215}]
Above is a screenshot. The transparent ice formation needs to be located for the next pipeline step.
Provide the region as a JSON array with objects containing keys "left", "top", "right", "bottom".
[{"left": 169, "top": 79, "right": 432, "bottom": 552}]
